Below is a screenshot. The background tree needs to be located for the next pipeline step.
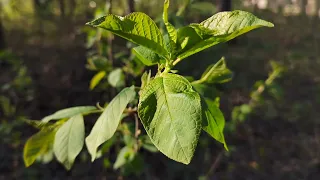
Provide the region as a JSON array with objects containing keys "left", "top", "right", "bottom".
[{"left": 217, "top": 0, "right": 231, "bottom": 12}]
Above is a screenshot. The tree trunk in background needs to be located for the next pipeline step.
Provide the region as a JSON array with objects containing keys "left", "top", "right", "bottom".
[
  {"left": 0, "top": 3, "right": 5, "bottom": 50},
  {"left": 0, "top": 16, "right": 5, "bottom": 50},
  {"left": 217, "top": 0, "right": 232, "bottom": 12},
  {"left": 127, "top": 0, "right": 135, "bottom": 14},
  {"left": 300, "top": 0, "right": 307, "bottom": 15},
  {"left": 58, "top": 0, "right": 65, "bottom": 17}
]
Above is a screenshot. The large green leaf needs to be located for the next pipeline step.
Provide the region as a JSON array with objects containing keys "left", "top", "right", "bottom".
[
  {"left": 42, "top": 106, "right": 97, "bottom": 123},
  {"left": 87, "top": 12, "right": 168, "bottom": 58},
  {"left": 132, "top": 46, "right": 161, "bottom": 66},
  {"left": 176, "top": 10, "right": 274, "bottom": 60},
  {"left": 202, "top": 98, "right": 228, "bottom": 150},
  {"left": 138, "top": 73, "right": 202, "bottom": 164},
  {"left": 23, "top": 126, "right": 57, "bottom": 167},
  {"left": 194, "top": 57, "right": 233, "bottom": 84},
  {"left": 86, "top": 86, "right": 136, "bottom": 161},
  {"left": 53, "top": 115, "right": 85, "bottom": 170}
]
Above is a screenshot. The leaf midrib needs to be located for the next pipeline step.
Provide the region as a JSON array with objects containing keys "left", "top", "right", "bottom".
[{"left": 161, "top": 76, "right": 188, "bottom": 161}]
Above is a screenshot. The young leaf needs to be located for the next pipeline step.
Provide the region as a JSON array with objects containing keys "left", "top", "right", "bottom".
[
  {"left": 87, "top": 12, "right": 168, "bottom": 58},
  {"left": 202, "top": 98, "right": 228, "bottom": 150},
  {"left": 138, "top": 73, "right": 202, "bottom": 164},
  {"left": 42, "top": 106, "right": 97, "bottom": 123},
  {"left": 23, "top": 126, "right": 57, "bottom": 167},
  {"left": 163, "top": 0, "right": 177, "bottom": 54},
  {"left": 90, "top": 71, "right": 106, "bottom": 90},
  {"left": 86, "top": 86, "right": 136, "bottom": 161},
  {"left": 194, "top": 57, "right": 233, "bottom": 84},
  {"left": 132, "top": 46, "right": 161, "bottom": 66},
  {"left": 140, "top": 70, "right": 152, "bottom": 90},
  {"left": 53, "top": 115, "right": 85, "bottom": 170},
  {"left": 108, "top": 68, "right": 125, "bottom": 88},
  {"left": 176, "top": 10, "right": 274, "bottom": 60}
]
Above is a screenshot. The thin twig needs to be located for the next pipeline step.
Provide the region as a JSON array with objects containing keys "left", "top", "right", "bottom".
[
  {"left": 133, "top": 113, "right": 141, "bottom": 152},
  {"left": 205, "top": 150, "right": 224, "bottom": 178}
]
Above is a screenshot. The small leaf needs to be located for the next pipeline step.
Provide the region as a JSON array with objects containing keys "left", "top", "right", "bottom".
[
  {"left": 90, "top": 71, "right": 106, "bottom": 90},
  {"left": 24, "top": 119, "right": 49, "bottom": 129},
  {"left": 132, "top": 46, "right": 161, "bottom": 66},
  {"left": 163, "top": 0, "right": 177, "bottom": 54},
  {"left": 140, "top": 70, "right": 152, "bottom": 90},
  {"left": 53, "top": 115, "right": 85, "bottom": 170},
  {"left": 87, "top": 12, "right": 168, "bottom": 58},
  {"left": 42, "top": 106, "right": 97, "bottom": 123},
  {"left": 86, "top": 86, "right": 136, "bottom": 161},
  {"left": 108, "top": 68, "right": 125, "bottom": 88},
  {"left": 195, "top": 57, "right": 233, "bottom": 84},
  {"left": 23, "top": 126, "right": 57, "bottom": 167},
  {"left": 202, "top": 98, "right": 228, "bottom": 150},
  {"left": 113, "top": 146, "right": 135, "bottom": 170},
  {"left": 176, "top": 10, "right": 274, "bottom": 60},
  {"left": 138, "top": 73, "right": 202, "bottom": 164}
]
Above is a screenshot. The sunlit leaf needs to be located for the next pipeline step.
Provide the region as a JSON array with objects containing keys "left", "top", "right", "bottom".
[{"left": 138, "top": 73, "right": 202, "bottom": 164}]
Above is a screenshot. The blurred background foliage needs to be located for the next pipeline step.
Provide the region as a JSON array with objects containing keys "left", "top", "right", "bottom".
[{"left": 1, "top": 0, "right": 320, "bottom": 179}]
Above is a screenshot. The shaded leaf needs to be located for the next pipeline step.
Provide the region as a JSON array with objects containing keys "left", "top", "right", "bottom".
[
  {"left": 132, "top": 46, "right": 161, "bottom": 66},
  {"left": 23, "top": 126, "right": 57, "bottom": 167},
  {"left": 197, "top": 57, "right": 233, "bottom": 84},
  {"left": 202, "top": 98, "right": 228, "bottom": 150},
  {"left": 86, "top": 86, "right": 136, "bottom": 161},
  {"left": 113, "top": 146, "right": 135, "bottom": 170},
  {"left": 138, "top": 73, "right": 202, "bottom": 164}
]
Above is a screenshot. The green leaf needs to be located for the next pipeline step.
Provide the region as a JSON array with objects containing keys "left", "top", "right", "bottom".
[
  {"left": 90, "top": 71, "right": 106, "bottom": 90},
  {"left": 132, "top": 46, "right": 161, "bottom": 66},
  {"left": 24, "top": 119, "right": 49, "bottom": 129},
  {"left": 113, "top": 146, "right": 135, "bottom": 170},
  {"left": 194, "top": 57, "right": 233, "bottom": 84},
  {"left": 163, "top": 0, "right": 177, "bottom": 54},
  {"left": 87, "top": 12, "right": 168, "bottom": 58},
  {"left": 42, "top": 106, "right": 97, "bottom": 123},
  {"left": 86, "top": 86, "right": 136, "bottom": 161},
  {"left": 140, "top": 70, "right": 152, "bottom": 90},
  {"left": 53, "top": 115, "right": 85, "bottom": 170},
  {"left": 176, "top": 10, "right": 274, "bottom": 60},
  {"left": 138, "top": 73, "right": 202, "bottom": 164},
  {"left": 202, "top": 98, "right": 228, "bottom": 150},
  {"left": 108, "top": 68, "right": 125, "bottom": 88},
  {"left": 23, "top": 126, "right": 57, "bottom": 167},
  {"left": 192, "top": 83, "right": 220, "bottom": 102}
]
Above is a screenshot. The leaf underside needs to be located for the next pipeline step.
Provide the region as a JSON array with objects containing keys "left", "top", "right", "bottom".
[
  {"left": 138, "top": 73, "right": 202, "bottom": 164},
  {"left": 54, "top": 115, "right": 85, "bottom": 170},
  {"left": 86, "top": 86, "right": 136, "bottom": 161}
]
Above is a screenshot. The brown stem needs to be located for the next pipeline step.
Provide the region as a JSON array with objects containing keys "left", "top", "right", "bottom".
[{"left": 205, "top": 150, "right": 224, "bottom": 178}]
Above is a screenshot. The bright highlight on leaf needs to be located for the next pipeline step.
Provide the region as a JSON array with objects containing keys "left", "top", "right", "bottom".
[
  {"left": 86, "top": 86, "right": 136, "bottom": 161},
  {"left": 90, "top": 71, "right": 106, "bottom": 90},
  {"left": 86, "top": 12, "right": 168, "bottom": 58},
  {"left": 138, "top": 73, "right": 202, "bottom": 164},
  {"left": 176, "top": 10, "right": 274, "bottom": 60}
]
